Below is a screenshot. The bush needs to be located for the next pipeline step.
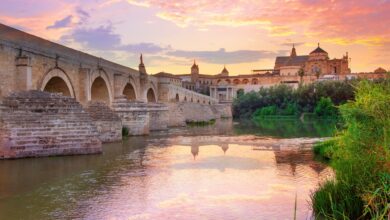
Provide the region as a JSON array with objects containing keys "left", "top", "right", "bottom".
[
  {"left": 312, "top": 80, "right": 390, "bottom": 219},
  {"left": 122, "top": 126, "right": 129, "bottom": 137},
  {"left": 233, "top": 80, "right": 356, "bottom": 119},
  {"left": 314, "top": 97, "right": 338, "bottom": 118},
  {"left": 252, "top": 105, "right": 277, "bottom": 117},
  {"left": 313, "top": 139, "right": 338, "bottom": 160}
]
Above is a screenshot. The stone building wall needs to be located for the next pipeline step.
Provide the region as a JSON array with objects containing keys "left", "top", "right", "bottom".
[
  {"left": 0, "top": 91, "right": 102, "bottom": 159},
  {"left": 85, "top": 102, "right": 122, "bottom": 143}
]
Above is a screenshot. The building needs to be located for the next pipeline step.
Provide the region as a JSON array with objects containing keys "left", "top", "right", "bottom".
[{"left": 153, "top": 44, "right": 387, "bottom": 104}]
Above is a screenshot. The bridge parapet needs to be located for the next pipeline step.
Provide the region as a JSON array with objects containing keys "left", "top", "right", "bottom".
[{"left": 158, "top": 83, "right": 218, "bottom": 104}]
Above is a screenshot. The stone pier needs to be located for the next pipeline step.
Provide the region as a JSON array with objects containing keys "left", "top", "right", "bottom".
[
  {"left": 166, "top": 102, "right": 233, "bottom": 126},
  {"left": 111, "top": 96, "right": 150, "bottom": 136},
  {"left": 85, "top": 102, "right": 122, "bottom": 143},
  {"left": 0, "top": 91, "right": 102, "bottom": 159},
  {"left": 148, "top": 103, "right": 169, "bottom": 131}
]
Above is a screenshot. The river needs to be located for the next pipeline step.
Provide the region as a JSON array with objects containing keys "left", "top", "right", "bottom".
[{"left": 0, "top": 119, "right": 336, "bottom": 220}]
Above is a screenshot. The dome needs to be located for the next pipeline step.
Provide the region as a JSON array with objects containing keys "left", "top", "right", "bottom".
[
  {"left": 310, "top": 43, "right": 328, "bottom": 54},
  {"left": 374, "top": 67, "right": 387, "bottom": 74}
]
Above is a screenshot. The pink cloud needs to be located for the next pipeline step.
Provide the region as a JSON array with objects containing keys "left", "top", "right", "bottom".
[{"left": 126, "top": 0, "right": 390, "bottom": 44}]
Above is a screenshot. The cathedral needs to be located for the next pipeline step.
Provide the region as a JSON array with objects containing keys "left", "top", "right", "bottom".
[
  {"left": 153, "top": 44, "right": 385, "bottom": 103},
  {"left": 274, "top": 43, "right": 350, "bottom": 76}
]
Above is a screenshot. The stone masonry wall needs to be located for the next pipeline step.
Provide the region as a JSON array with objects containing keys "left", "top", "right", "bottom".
[
  {"left": 210, "top": 104, "right": 233, "bottom": 118},
  {"left": 166, "top": 103, "right": 186, "bottom": 127},
  {"left": 112, "top": 96, "right": 150, "bottom": 136},
  {"left": 0, "top": 91, "right": 102, "bottom": 159},
  {"left": 148, "top": 103, "right": 169, "bottom": 131},
  {"left": 85, "top": 101, "right": 122, "bottom": 143},
  {"left": 166, "top": 102, "right": 231, "bottom": 126}
]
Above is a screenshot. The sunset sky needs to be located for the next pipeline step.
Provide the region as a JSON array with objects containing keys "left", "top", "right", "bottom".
[{"left": 0, "top": 0, "right": 389, "bottom": 75}]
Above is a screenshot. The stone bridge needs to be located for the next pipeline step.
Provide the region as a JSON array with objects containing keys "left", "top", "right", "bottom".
[
  {"left": 0, "top": 23, "right": 229, "bottom": 159},
  {"left": 0, "top": 24, "right": 217, "bottom": 106}
]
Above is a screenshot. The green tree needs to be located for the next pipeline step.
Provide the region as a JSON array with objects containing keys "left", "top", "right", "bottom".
[{"left": 314, "top": 97, "right": 337, "bottom": 118}]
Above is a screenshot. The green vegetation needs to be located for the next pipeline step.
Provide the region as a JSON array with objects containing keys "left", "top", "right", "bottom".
[
  {"left": 234, "top": 119, "right": 339, "bottom": 138},
  {"left": 122, "top": 126, "right": 129, "bottom": 137},
  {"left": 312, "top": 80, "right": 390, "bottom": 219},
  {"left": 233, "top": 80, "right": 355, "bottom": 119},
  {"left": 186, "top": 119, "right": 216, "bottom": 126}
]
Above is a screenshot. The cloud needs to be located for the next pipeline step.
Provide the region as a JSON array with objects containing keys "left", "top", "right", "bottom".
[
  {"left": 280, "top": 42, "right": 305, "bottom": 47},
  {"left": 64, "top": 24, "right": 166, "bottom": 54},
  {"left": 47, "top": 15, "right": 73, "bottom": 29},
  {"left": 167, "top": 48, "right": 283, "bottom": 64},
  {"left": 124, "top": 0, "right": 390, "bottom": 43}
]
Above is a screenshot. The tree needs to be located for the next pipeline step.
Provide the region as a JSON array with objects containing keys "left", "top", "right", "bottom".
[{"left": 298, "top": 67, "right": 305, "bottom": 85}]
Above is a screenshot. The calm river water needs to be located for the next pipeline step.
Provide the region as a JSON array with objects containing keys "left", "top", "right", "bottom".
[{"left": 0, "top": 119, "right": 336, "bottom": 220}]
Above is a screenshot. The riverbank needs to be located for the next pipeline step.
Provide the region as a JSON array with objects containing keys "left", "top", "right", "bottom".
[{"left": 311, "top": 80, "right": 390, "bottom": 219}]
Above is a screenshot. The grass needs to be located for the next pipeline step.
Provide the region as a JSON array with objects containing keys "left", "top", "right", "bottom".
[
  {"left": 313, "top": 139, "right": 338, "bottom": 161},
  {"left": 311, "top": 80, "right": 390, "bottom": 220},
  {"left": 186, "top": 119, "right": 216, "bottom": 126}
]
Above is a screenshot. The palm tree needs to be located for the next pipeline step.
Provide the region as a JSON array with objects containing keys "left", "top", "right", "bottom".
[{"left": 298, "top": 67, "right": 305, "bottom": 85}]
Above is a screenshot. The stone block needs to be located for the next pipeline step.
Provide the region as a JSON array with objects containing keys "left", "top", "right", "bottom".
[
  {"left": 0, "top": 90, "right": 102, "bottom": 159},
  {"left": 85, "top": 101, "right": 122, "bottom": 143}
]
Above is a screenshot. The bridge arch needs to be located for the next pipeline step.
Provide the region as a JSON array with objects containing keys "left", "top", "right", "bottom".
[
  {"left": 146, "top": 88, "right": 157, "bottom": 103},
  {"left": 90, "top": 69, "right": 112, "bottom": 104},
  {"left": 40, "top": 68, "right": 75, "bottom": 98},
  {"left": 175, "top": 93, "right": 179, "bottom": 102},
  {"left": 122, "top": 82, "right": 137, "bottom": 101}
]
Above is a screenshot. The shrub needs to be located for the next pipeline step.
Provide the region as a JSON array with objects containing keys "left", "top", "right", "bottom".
[
  {"left": 122, "top": 126, "right": 129, "bottom": 137},
  {"left": 233, "top": 80, "right": 356, "bottom": 118},
  {"left": 312, "top": 80, "right": 390, "bottom": 219},
  {"left": 314, "top": 97, "right": 338, "bottom": 118},
  {"left": 313, "top": 139, "right": 338, "bottom": 160},
  {"left": 252, "top": 105, "right": 277, "bottom": 118}
]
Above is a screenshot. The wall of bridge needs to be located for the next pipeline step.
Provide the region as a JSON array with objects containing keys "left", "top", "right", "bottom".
[
  {"left": 0, "top": 24, "right": 158, "bottom": 106},
  {"left": 158, "top": 83, "right": 218, "bottom": 104}
]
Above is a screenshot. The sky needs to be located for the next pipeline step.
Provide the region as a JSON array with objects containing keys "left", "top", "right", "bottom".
[{"left": 0, "top": 0, "right": 389, "bottom": 75}]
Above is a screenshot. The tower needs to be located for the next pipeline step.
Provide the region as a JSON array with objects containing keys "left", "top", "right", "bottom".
[
  {"left": 290, "top": 44, "right": 297, "bottom": 57},
  {"left": 139, "top": 54, "right": 147, "bottom": 75},
  {"left": 191, "top": 60, "right": 199, "bottom": 83},
  {"left": 220, "top": 65, "right": 229, "bottom": 77}
]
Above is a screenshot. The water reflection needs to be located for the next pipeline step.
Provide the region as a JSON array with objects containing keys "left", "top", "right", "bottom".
[
  {"left": 237, "top": 118, "right": 340, "bottom": 138},
  {"left": 0, "top": 120, "right": 332, "bottom": 220}
]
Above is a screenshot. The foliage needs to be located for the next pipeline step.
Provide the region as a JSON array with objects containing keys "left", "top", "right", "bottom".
[
  {"left": 186, "top": 119, "right": 216, "bottom": 126},
  {"left": 314, "top": 97, "right": 338, "bottom": 118},
  {"left": 122, "top": 126, "right": 129, "bottom": 137},
  {"left": 312, "top": 80, "right": 390, "bottom": 219},
  {"left": 313, "top": 138, "right": 338, "bottom": 160},
  {"left": 233, "top": 80, "right": 356, "bottom": 119}
]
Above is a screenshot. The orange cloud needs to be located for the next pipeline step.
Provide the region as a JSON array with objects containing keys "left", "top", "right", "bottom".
[{"left": 125, "top": 0, "right": 390, "bottom": 43}]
